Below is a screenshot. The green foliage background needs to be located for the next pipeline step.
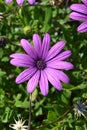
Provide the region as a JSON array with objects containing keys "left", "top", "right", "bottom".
[{"left": 0, "top": 0, "right": 87, "bottom": 129}]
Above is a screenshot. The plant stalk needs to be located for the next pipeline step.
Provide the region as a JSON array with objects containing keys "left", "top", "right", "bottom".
[{"left": 28, "top": 93, "right": 32, "bottom": 130}]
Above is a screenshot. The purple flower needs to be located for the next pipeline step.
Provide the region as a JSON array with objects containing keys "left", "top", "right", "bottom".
[
  {"left": 5, "top": 0, "right": 35, "bottom": 5},
  {"left": 69, "top": 0, "right": 87, "bottom": 33},
  {"left": 10, "top": 33, "right": 73, "bottom": 96}
]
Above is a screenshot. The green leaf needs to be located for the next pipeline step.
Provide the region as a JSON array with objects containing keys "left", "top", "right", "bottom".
[
  {"left": 47, "top": 111, "right": 57, "bottom": 121},
  {"left": 61, "top": 90, "right": 71, "bottom": 104},
  {"left": 1, "top": 107, "right": 12, "bottom": 123}
]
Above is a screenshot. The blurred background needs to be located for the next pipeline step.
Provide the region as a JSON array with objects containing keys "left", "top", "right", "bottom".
[{"left": 0, "top": 0, "right": 87, "bottom": 129}]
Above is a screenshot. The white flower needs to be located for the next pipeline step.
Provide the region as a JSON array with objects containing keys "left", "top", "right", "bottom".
[{"left": 9, "top": 118, "right": 28, "bottom": 130}]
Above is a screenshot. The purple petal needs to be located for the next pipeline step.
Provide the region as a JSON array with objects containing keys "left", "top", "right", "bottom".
[
  {"left": 70, "top": 12, "right": 87, "bottom": 21},
  {"left": 10, "top": 53, "right": 33, "bottom": 60},
  {"left": 82, "top": 0, "right": 87, "bottom": 6},
  {"left": 5, "top": 0, "right": 12, "bottom": 4},
  {"left": 46, "top": 41, "right": 66, "bottom": 61},
  {"left": 27, "top": 70, "right": 40, "bottom": 93},
  {"left": 77, "top": 21, "right": 87, "bottom": 32},
  {"left": 44, "top": 68, "right": 62, "bottom": 91},
  {"left": 27, "top": 0, "right": 35, "bottom": 5},
  {"left": 16, "top": 67, "right": 37, "bottom": 84},
  {"left": 54, "top": 70, "right": 70, "bottom": 83},
  {"left": 48, "top": 50, "right": 72, "bottom": 61},
  {"left": 70, "top": 4, "right": 87, "bottom": 15},
  {"left": 39, "top": 70, "right": 49, "bottom": 96},
  {"left": 42, "top": 33, "right": 50, "bottom": 59},
  {"left": 45, "top": 68, "right": 69, "bottom": 84},
  {"left": 10, "top": 53, "right": 34, "bottom": 67},
  {"left": 33, "top": 34, "right": 42, "bottom": 58},
  {"left": 10, "top": 59, "right": 30, "bottom": 67},
  {"left": 16, "top": 0, "right": 24, "bottom": 5},
  {"left": 47, "top": 61, "right": 74, "bottom": 70},
  {"left": 21, "top": 39, "right": 37, "bottom": 59}
]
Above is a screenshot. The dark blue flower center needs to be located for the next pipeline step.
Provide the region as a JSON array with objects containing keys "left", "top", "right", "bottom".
[{"left": 36, "top": 60, "right": 46, "bottom": 70}]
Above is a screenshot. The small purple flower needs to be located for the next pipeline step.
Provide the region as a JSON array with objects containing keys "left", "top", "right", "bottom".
[
  {"left": 10, "top": 33, "right": 73, "bottom": 96},
  {"left": 5, "top": 0, "right": 35, "bottom": 5},
  {"left": 69, "top": 0, "right": 87, "bottom": 33}
]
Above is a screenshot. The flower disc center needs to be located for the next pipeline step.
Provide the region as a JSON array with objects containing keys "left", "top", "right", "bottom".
[{"left": 36, "top": 60, "right": 46, "bottom": 70}]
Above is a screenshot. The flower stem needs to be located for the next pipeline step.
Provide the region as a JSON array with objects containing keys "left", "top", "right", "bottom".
[
  {"left": 36, "top": 109, "right": 70, "bottom": 129},
  {"left": 28, "top": 93, "right": 32, "bottom": 130}
]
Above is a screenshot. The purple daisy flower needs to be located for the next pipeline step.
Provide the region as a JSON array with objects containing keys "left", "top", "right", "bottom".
[
  {"left": 10, "top": 33, "right": 73, "bottom": 96},
  {"left": 5, "top": 0, "right": 35, "bottom": 5},
  {"left": 69, "top": 0, "right": 87, "bottom": 33}
]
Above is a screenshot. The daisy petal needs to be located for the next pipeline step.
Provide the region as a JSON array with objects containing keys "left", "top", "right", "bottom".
[
  {"left": 10, "top": 54, "right": 34, "bottom": 67},
  {"left": 77, "top": 21, "right": 87, "bottom": 32},
  {"left": 27, "top": 0, "right": 35, "bottom": 5},
  {"left": 47, "top": 61, "right": 74, "bottom": 70},
  {"left": 69, "top": 12, "right": 87, "bottom": 21},
  {"left": 82, "top": 0, "right": 87, "bottom": 6},
  {"left": 46, "top": 41, "right": 66, "bottom": 61},
  {"left": 44, "top": 68, "right": 62, "bottom": 90},
  {"left": 48, "top": 50, "right": 72, "bottom": 61},
  {"left": 39, "top": 71, "right": 49, "bottom": 96},
  {"left": 33, "top": 34, "right": 42, "bottom": 58},
  {"left": 55, "top": 70, "right": 70, "bottom": 83},
  {"left": 16, "top": 67, "right": 37, "bottom": 84},
  {"left": 46, "top": 68, "right": 69, "bottom": 83},
  {"left": 70, "top": 4, "right": 87, "bottom": 15},
  {"left": 16, "top": 0, "right": 24, "bottom": 5},
  {"left": 10, "top": 53, "right": 34, "bottom": 62},
  {"left": 21, "top": 39, "right": 37, "bottom": 59},
  {"left": 10, "top": 59, "right": 31, "bottom": 67},
  {"left": 42, "top": 33, "right": 50, "bottom": 59},
  {"left": 27, "top": 70, "right": 40, "bottom": 93}
]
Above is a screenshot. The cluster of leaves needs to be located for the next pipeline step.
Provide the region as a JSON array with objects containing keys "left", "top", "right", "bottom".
[{"left": 0, "top": 0, "right": 87, "bottom": 130}]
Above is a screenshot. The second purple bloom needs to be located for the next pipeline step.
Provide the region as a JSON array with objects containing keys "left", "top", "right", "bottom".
[{"left": 69, "top": 0, "right": 87, "bottom": 33}]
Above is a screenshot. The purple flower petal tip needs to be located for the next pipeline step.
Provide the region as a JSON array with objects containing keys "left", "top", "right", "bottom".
[
  {"left": 16, "top": 0, "right": 24, "bottom": 5},
  {"left": 70, "top": 4, "right": 79, "bottom": 10},
  {"left": 10, "top": 60, "right": 13, "bottom": 65},
  {"left": 10, "top": 54, "right": 14, "bottom": 58},
  {"left": 58, "top": 87, "right": 62, "bottom": 91},
  {"left": 69, "top": 12, "right": 73, "bottom": 19},
  {"left": 20, "top": 39, "right": 27, "bottom": 45},
  {"left": 28, "top": 0, "right": 35, "bottom": 5},
  {"left": 70, "top": 4, "right": 74, "bottom": 10},
  {"left": 15, "top": 78, "right": 19, "bottom": 84}
]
